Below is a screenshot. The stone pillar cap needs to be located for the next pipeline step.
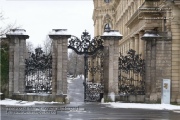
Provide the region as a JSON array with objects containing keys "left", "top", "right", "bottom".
[
  {"left": 49, "top": 29, "right": 71, "bottom": 36},
  {"left": 0, "top": 34, "right": 7, "bottom": 39},
  {"left": 101, "top": 30, "right": 123, "bottom": 40},
  {"left": 102, "top": 30, "right": 123, "bottom": 37},
  {"left": 6, "top": 29, "right": 28, "bottom": 36},
  {"left": 141, "top": 30, "right": 162, "bottom": 40}
]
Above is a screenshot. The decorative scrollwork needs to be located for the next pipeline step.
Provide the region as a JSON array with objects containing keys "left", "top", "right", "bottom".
[
  {"left": 84, "top": 83, "right": 104, "bottom": 102},
  {"left": 88, "top": 49, "right": 104, "bottom": 83},
  {"left": 118, "top": 49, "right": 145, "bottom": 95},
  {"left": 85, "top": 49, "right": 104, "bottom": 102},
  {"left": 68, "top": 30, "right": 104, "bottom": 55},
  {"left": 25, "top": 48, "right": 52, "bottom": 93}
]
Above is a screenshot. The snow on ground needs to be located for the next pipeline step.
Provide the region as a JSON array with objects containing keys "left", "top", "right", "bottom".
[
  {"left": 103, "top": 102, "right": 180, "bottom": 110},
  {"left": 0, "top": 98, "right": 62, "bottom": 106},
  {"left": 75, "top": 75, "right": 84, "bottom": 79},
  {"left": 67, "top": 78, "right": 73, "bottom": 83}
]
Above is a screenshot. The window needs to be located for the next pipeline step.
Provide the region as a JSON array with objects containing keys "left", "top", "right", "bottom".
[{"left": 104, "top": 0, "right": 111, "bottom": 3}]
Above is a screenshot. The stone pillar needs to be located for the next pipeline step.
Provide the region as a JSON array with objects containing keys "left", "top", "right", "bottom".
[
  {"left": 130, "top": 37, "right": 135, "bottom": 50},
  {"left": 142, "top": 30, "right": 172, "bottom": 103},
  {"left": 144, "top": 38, "right": 157, "bottom": 102},
  {"left": 134, "top": 34, "right": 139, "bottom": 54},
  {"left": 6, "top": 29, "right": 29, "bottom": 97},
  {"left": 49, "top": 29, "right": 71, "bottom": 97},
  {"left": 101, "top": 30, "right": 122, "bottom": 101},
  {"left": 139, "top": 31, "right": 145, "bottom": 58}
]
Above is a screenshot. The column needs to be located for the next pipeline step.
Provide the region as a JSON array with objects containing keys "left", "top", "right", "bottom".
[
  {"left": 134, "top": 34, "right": 139, "bottom": 54},
  {"left": 101, "top": 30, "right": 123, "bottom": 101},
  {"left": 49, "top": 29, "right": 71, "bottom": 96},
  {"left": 139, "top": 31, "right": 145, "bottom": 58},
  {"left": 130, "top": 37, "right": 135, "bottom": 50},
  {"left": 6, "top": 29, "right": 29, "bottom": 97}
]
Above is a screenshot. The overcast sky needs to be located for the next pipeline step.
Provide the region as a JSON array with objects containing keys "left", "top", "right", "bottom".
[{"left": 0, "top": 0, "right": 94, "bottom": 47}]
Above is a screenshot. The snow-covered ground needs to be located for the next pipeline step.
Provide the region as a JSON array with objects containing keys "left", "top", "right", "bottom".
[
  {"left": 1, "top": 98, "right": 180, "bottom": 111},
  {"left": 0, "top": 98, "right": 63, "bottom": 106},
  {"left": 0, "top": 75, "right": 83, "bottom": 107},
  {"left": 103, "top": 102, "right": 180, "bottom": 111}
]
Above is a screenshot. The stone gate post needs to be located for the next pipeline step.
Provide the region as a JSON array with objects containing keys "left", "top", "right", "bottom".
[
  {"left": 101, "top": 30, "right": 122, "bottom": 101},
  {"left": 142, "top": 30, "right": 172, "bottom": 103},
  {"left": 6, "top": 29, "right": 29, "bottom": 97},
  {"left": 49, "top": 29, "right": 71, "bottom": 101}
]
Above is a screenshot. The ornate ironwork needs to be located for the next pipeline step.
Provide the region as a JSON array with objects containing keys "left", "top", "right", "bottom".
[
  {"left": 68, "top": 30, "right": 104, "bottom": 55},
  {"left": 85, "top": 49, "right": 104, "bottom": 102},
  {"left": 84, "top": 83, "right": 104, "bottom": 102},
  {"left": 25, "top": 48, "right": 52, "bottom": 93},
  {"left": 68, "top": 30, "right": 104, "bottom": 102},
  {"left": 118, "top": 49, "right": 145, "bottom": 96}
]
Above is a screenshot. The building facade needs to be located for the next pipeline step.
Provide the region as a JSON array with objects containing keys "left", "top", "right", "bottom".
[{"left": 93, "top": 0, "right": 180, "bottom": 103}]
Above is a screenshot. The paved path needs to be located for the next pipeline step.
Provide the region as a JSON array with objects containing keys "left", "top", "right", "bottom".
[
  {"left": 68, "top": 77, "right": 84, "bottom": 103},
  {"left": 1, "top": 77, "right": 180, "bottom": 120}
]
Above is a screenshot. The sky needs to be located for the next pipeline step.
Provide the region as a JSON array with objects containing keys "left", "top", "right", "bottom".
[{"left": 0, "top": 0, "right": 94, "bottom": 47}]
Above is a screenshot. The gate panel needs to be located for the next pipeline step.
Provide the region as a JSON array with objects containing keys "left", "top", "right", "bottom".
[
  {"left": 118, "top": 49, "right": 145, "bottom": 96},
  {"left": 85, "top": 50, "right": 104, "bottom": 102},
  {"left": 25, "top": 48, "right": 52, "bottom": 93}
]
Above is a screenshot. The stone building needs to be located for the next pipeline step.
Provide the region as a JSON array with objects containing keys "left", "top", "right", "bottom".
[{"left": 93, "top": 0, "right": 180, "bottom": 103}]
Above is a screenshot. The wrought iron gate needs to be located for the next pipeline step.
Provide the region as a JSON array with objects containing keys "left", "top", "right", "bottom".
[
  {"left": 68, "top": 30, "right": 104, "bottom": 102},
  {"left": 85, "top": 49, "right": 104, "bottom": 102},
  {"left": 118, "top": 49, "right": 145, "bottom": 96},
  {"left": 25, "top": 48, "right": 52, "bottom": 93}
]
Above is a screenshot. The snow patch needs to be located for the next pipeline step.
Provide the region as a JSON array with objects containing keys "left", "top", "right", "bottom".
[
  {"left": 6, "top": 29, "right": 28, "bottom": 35},
  {"left": 103, "top": 102, "right": 180, "bottom": 110},
  {"left": 101, "top": 98, "right": 104, "bottom": 103},
  {"left": 109, "top": 92, "right": 115, "bottom": 102},
  {"left": 0, "top": 98, "right": 62, "bottom": 106},
  {"left": 49, "top": 29, "right": 70, "bottom": 35},
  {"left": 102, "top": 30, "right": 122, "bottom": 37},
  {"left": 67, "top": 79, "right": 72, "bottom": 83}
]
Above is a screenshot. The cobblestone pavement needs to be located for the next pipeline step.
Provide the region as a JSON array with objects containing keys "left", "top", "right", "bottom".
[{"left": 1, "top": 77, "right": 180, "bottom": 120}]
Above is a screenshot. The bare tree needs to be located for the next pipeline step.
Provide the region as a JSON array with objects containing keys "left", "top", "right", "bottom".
[
  {"left": 0, "top": 12, "right": 20, "bottom": 38},
  {"left": 26, "top": 41, "right": 34, "bottom": 53},
  {"left": 43, "top": 35, "right": 52, "bottom": 55},
  {"left": 68, "top": 51, "right": 84, "bottom": 77}
]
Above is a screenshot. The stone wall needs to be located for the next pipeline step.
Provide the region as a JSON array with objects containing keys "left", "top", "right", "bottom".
[{"left": 171, "top": 4, "right": 180, "bottom": 103}]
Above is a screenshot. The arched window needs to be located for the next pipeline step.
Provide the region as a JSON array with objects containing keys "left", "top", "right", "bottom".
[
  {"left": 104, "top": 23, "right": 111, "bottom": 32},
  {"left": 104, "top": 0, "right": 111, "bottom": 3}
]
